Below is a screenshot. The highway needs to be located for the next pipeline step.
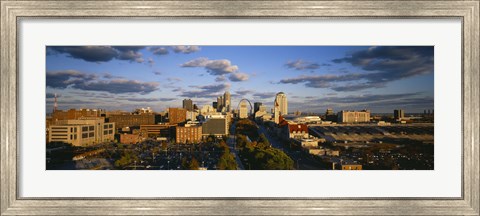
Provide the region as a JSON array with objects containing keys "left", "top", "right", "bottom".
[{"left": 228, "top": 123, "right": 245, "bottom": 170}]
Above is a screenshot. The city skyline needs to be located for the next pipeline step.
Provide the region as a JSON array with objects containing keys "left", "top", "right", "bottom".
[{"left": 46, "top": 46, "right": 434, "bottom": 113}]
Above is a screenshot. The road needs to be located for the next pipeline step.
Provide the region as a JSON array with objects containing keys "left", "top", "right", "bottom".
[
  {"left": 257, "top": 124, "right": 327, "bottom": 170},
  {"left": 228, "top": 123, "right": 245, "bottom": 170}
]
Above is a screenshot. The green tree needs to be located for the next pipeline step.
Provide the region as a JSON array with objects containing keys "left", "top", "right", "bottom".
[
  {"left": 217, "top": 151, "right": 237, "bottom": 170},
  {"left": 181, "top": 157, "right": 189, "bottom": 169},
  {"left": 189, "top": 157, "right": 200, "bottom": 170}
]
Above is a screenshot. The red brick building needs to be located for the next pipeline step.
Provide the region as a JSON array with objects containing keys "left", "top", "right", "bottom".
[
  {"left": 175, "top": 125, "right": 202, "bottom": 144},
  {"left": 169, "top": 108, "right": 187, "bottom": 124}
]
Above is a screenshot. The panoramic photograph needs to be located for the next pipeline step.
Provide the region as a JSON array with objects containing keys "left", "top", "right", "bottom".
[{"left": 46, "top": 46, "right": 434, "bottom": 170}]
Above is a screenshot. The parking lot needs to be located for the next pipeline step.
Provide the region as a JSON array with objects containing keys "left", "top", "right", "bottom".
[{"left": 310, "top": 125, "right": 434, "bottom": 143}]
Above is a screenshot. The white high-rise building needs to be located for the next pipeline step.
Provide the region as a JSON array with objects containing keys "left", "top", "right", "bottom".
[
  {"left": 239, "top": 100, "right": 248, "bottom": 119},
  {"left": 275, "top": 92, "right": 288, "bottom": 116}
]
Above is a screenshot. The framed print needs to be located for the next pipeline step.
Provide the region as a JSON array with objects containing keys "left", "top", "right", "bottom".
[{"left": 1, "top": 0, "right": 479, "bottom": 215}]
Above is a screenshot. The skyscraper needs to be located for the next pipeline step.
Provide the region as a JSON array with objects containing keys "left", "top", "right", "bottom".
[
  {"left": 273, "top": 101, "right": 280, "bottom": 124},
  {"left": 394, "top": 109, "right": 405, "bottom": 120},
  {"left": 182, "top": 99, "right": 193, "bottom": 111},
  {"left": 223, "top": 91, "right": 231, "bottom": 112},
  {"left": 217, "top": 96, "right": 224, "bottom": 112},
  {"left": 275, "top": 92, "right": 288, "bottom": 116},
  {"left": 239, "top": 100, "right": 248, "bottom": 119},
  {"left": 254, "top": 102, "right": 262, "bottom": 113}
]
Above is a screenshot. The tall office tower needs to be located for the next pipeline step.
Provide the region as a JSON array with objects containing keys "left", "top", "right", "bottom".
[
  {"left": 254, "top": 102, "right": 263, "bottom": 113},
  {"left": 394, "top": 109, "right": 405, "bottom": 120},
  {"left": 223, "top": 91, "right": 231, "bottom": 112},
  {"left": 212, "top": 102, "right": 218, "bottom": 109},
  {"left": 239, "top": 100, "right": 248, "bottom": 119},
  {"left": 275, "top": 92, "right": 288, "bottom": 116},
  {"left": 182, "top": 99, "right": 193, "bottom": 111},
  {"left": 217, "top": 96, "right": 224, "bottom": 112},
  {"left": 273, "top": 102, "right": 280, "bottom": 124}
]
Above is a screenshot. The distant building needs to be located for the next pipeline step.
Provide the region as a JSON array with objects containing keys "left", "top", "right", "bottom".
[
  {"left": 258, "top": 105, "right": 267, "bottom": 113},
  {"left": 223, "top": 91, "right": 231, "bottom": 112},
  {"left": 51, "top": 108, "right": 103, "bottom": 123},
  {"left": 168, "top": 108, "right": 187, "bottom": 124},
  {"left": 212, "top": 102, "right": 218, "bottom": 109},
  {"left": 275, "top": 92, "right": 288, "bottom": 116},
  {"left": 289, "top": 116, "right": 322, "bottom": 124},
  {"left": 134, "top": 107, "right": 153, "bottom": 114},
  {"left": 293, "top": 110, "right": 302, "bottom": 116},
  {"left": 217, "top": 96, "right": 224, "bottom": 112},
  {"left": 325, "top": 108, "right": 337, "bottom": 122},
  {"left": 239, "top": 100, "right": 249, "bottom": 119},
  {"left": 175, "top": 124, "right": 202, "bottom": 144},
  {"left": 200, "top": 105, "right": 216, "bottom": 115},
  {"left": 297, "top": 139, "right": 319, "bottom": 148},
  {"left": 107, "top": 114, "right": 155, "bottom": 129},
  {"left": 186, "top": 111, "right": 199, "bottom": 122},
  {"left": 394, "top": 109, "right": 405, "bottom": 120},
  {"left": 182, "top": 99, "right": 193, "bottom": 111},
  {"left": 337, "top": 110, "right": 371, "bottom": 123},
  {"left": 48, "top": 118, "right": 114, "bottom": 146},
  {"left": 254, "top": 102, "right": 262, "bottom": 113},
  {"left": 326, "top": 108, "right": 334, "bottom": 116}
]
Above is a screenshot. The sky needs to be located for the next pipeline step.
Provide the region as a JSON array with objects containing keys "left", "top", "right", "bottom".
[{"left": 46, "top": 46, "right": 434, "bottom": 114}]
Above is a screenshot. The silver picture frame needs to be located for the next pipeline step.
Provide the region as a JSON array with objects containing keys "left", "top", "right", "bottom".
[{"left": 1, "top": 0, "right": 479, "bottom": 215}]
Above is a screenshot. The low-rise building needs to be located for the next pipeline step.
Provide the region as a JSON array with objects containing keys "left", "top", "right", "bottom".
[
  {"left": 48, "top": 118, "right": 114, "bottom": 146},
  {"left": 282, "top": 123, "right": 309, "bottom": 140},
  {"left": 338, "top": 110, "right": 371, "bottom": 123},
  {"left": 140, "top": 124, "right": 176, "bottom": 138},
  {"left": 175, "top": 124, "right": 202, "bottom": 144},
  {"left": 107, "top": 114, "right": 155, "bottom": 129},
  {"left": 202, "top": 115, "right": 228, "bottom": 138}
]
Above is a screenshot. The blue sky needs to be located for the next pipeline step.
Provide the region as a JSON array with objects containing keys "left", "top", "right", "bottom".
[{"left": 46, "top": 46, "right": 434, "bottom": 114}]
